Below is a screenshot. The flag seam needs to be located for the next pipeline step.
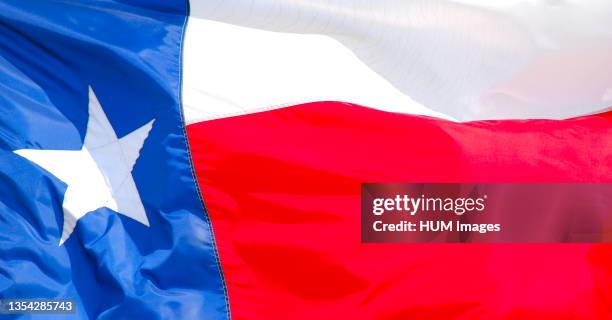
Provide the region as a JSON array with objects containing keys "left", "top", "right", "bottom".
[{"left": 178, "top": 2, "right": 232, "bottom": 318}]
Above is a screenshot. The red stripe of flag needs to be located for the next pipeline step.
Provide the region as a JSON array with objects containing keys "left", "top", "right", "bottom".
[{"left": 187, "top": 102, "right": 612, "bottom": 319}]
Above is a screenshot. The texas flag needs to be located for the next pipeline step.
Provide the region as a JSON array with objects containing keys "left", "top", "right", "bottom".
[{"left": 0, "top": 1, "right": 611, "bottom": 319}]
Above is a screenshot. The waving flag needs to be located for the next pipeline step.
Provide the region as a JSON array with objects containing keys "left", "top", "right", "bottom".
[{"left": 1, "top": 1, "right": 611, "bottom": 319}]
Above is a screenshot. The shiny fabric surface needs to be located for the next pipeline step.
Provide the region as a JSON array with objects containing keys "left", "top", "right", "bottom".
[
  {"left": 189, "top": 0, "right": 612, "bottom": 121},
  {"left": 188, "top": 102, "right": 612, "bottom": 319},
  {"left": 0, "top": 1, "right": 228, "bottom": 319}
]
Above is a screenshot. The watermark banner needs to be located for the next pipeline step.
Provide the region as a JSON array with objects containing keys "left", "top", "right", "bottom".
[{"left": 361, "top": 183, "right": 612, "bottom": 243}]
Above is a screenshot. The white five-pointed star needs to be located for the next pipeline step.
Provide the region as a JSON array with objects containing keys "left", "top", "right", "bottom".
[{"left": 14, "top": 86, "right": 154, "bottom": 245}]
